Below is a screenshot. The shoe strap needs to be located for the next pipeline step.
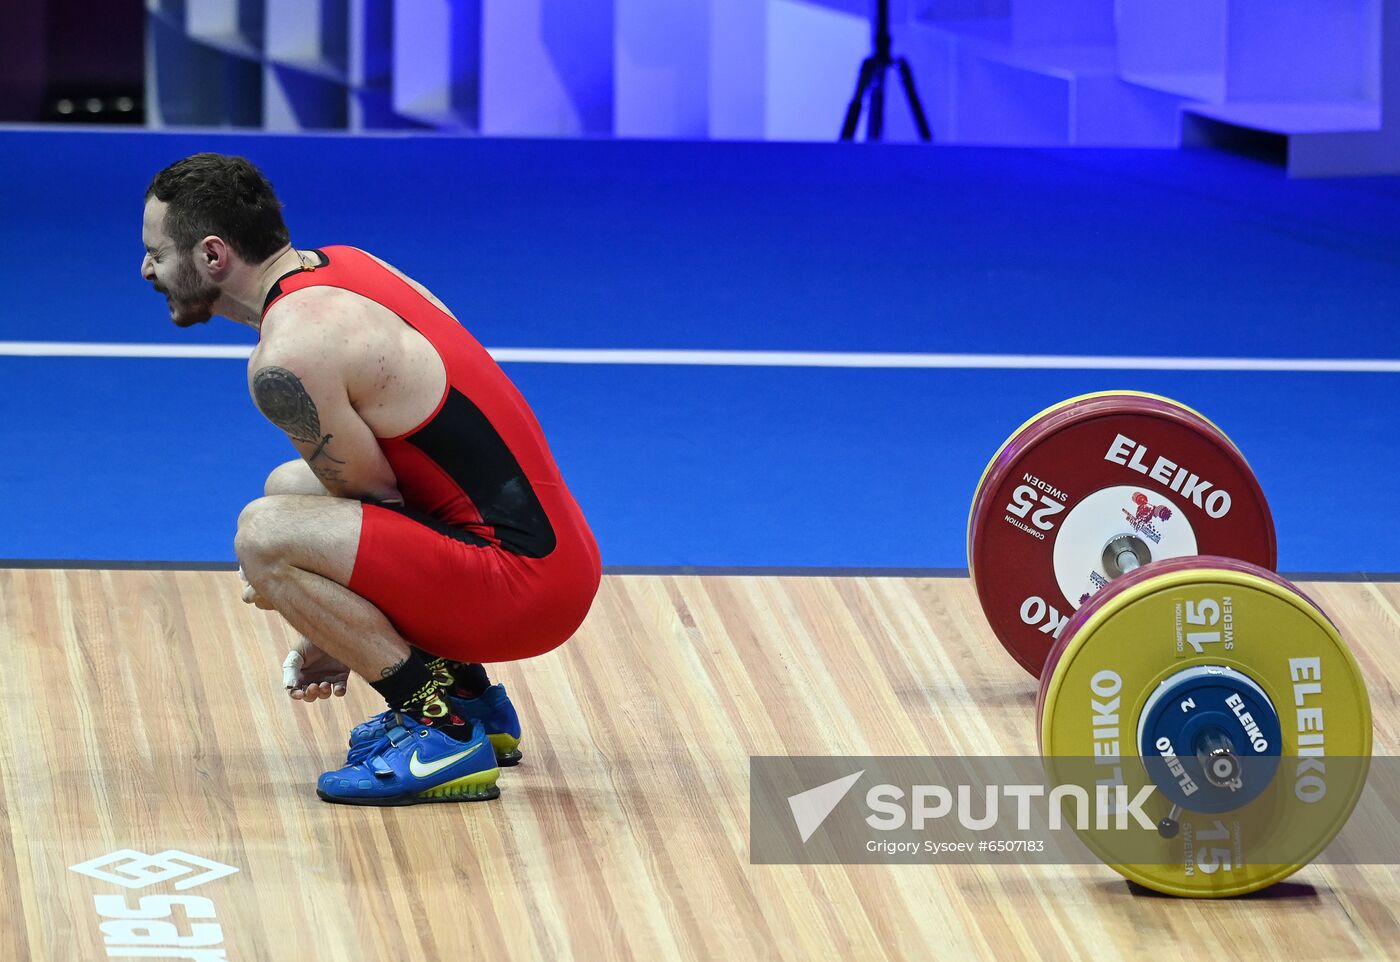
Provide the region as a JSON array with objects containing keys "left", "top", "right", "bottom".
[{"left": 386, "top": 724, "right": 413, "bottom": 747}]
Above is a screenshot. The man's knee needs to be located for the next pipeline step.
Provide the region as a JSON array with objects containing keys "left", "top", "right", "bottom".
[
  {"left": 236, "top": 495, "right": 363, "bottom": 586},
  {"left": 235, "top": 496, "right": 292, "bottom": 573},
  {"left": 264, "top": 459, "right": 330, "bottom": 497}
]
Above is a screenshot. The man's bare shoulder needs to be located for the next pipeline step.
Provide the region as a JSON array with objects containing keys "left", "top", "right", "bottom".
[
  {"left": 263, "top": 284, "right": 363, "bottom": 326},
  {"left": 257, "top": 286, "right": 368, "bottom": 357}
]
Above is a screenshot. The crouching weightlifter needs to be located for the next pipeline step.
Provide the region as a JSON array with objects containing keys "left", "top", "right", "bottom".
[{"left": 139, "top": 152, "right": 600, "bottom": 805}]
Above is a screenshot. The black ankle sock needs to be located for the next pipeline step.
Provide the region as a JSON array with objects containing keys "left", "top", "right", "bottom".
[
  {"left": 369, "top": 651, "right": 471, "bottom": 741},
  {"left": 413, "top": 649, "right": 457, "bottom": 690},
  {"left": 449, "top": 662, "right": 490, "bottom": 698},
  {"left": 409, "top": 650, "right": 489, "bottom": 698}
]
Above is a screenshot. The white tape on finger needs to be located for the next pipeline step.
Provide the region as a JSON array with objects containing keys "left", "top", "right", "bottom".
[{"left": 282, "top": 650, "right": 304, "bottom": 689}]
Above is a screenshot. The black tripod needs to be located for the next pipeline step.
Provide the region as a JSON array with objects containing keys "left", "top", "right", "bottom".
[{"left": 840, "top": 0, "right": 932, "bottom": 142}]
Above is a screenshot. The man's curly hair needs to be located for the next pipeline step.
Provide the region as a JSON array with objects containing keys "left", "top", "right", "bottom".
[{"left": 146, "top": 153, "right": 290, "bottom": 264}]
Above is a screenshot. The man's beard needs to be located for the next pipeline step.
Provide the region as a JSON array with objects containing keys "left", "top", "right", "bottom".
[{"left": 155, "top": 255, "right": 220, "bottom": 328}]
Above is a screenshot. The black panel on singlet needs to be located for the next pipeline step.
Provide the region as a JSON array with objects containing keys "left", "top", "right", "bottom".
[
  {"left": 370, "top": 499, "right": 493, "bottom": 549},
  {"left": 407, "top": 387, "right": 557, "bottom": 558}
]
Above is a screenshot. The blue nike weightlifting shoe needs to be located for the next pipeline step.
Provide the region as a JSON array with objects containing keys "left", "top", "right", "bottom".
[
  {"left": 347, "top": 683, "right": 523, "bottom": 766},
  {"left": 318, "top": 717, "right": 500, "bottom": 806}
]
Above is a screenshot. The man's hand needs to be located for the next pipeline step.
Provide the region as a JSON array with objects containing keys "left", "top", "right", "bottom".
[
  {"left": 281, "top": 638, "right": 350, "bottom": 702},
  {"left": 237, "top": 566, "right": 276, "bottom": 610}
]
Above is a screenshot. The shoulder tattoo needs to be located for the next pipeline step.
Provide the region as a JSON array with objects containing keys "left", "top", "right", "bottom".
[{"left": 252, "top": 366, "right": 346, "bottom": 470}]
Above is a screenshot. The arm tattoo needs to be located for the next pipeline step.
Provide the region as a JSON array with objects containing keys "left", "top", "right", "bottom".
[
  {"left": 252, "top": 366, "right": 346, "bottom": 469},
  {"left": 310, "top": 462, "right": 345, "bottom": 484}
]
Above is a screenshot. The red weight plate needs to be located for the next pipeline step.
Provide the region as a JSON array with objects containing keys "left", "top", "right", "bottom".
[{"left": 969, "top": 394, "right": 1276, "bottom": 677}]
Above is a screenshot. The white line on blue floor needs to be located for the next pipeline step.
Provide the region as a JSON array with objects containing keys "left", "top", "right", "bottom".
[{"left": 1, "top": 341, "right": 1398, "bottom": 372}]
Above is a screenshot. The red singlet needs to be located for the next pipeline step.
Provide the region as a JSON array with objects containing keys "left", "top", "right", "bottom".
[{"left": 262, "top": 246, "right": 600, "bottom": 662}]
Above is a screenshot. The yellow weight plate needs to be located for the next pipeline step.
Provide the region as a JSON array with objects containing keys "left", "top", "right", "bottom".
[{"left": 1038, "top": 558, "right": 1371, "bottom": 897}]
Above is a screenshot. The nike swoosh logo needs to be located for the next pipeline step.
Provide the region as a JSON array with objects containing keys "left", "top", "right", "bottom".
[{"left": 409, "top": 742, "right": 483, "bottom": 778}]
